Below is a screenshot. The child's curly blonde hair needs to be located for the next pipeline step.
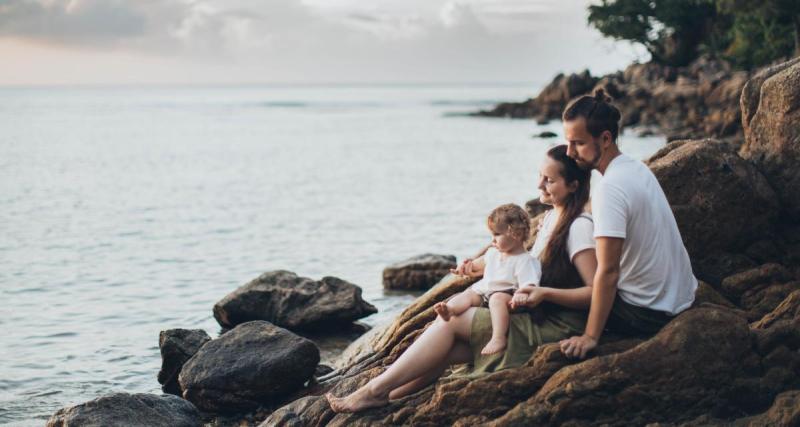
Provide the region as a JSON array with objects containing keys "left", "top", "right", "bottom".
[{"left": 487, "top": 203, "right": 531, "bottom": 245}]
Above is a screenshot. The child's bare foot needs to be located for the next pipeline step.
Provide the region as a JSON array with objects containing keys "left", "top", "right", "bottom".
[
  {"left": 433, "top": 302, "right": 451, "bottom": 321},
  {"left": 325, "top": 386, "right": 388, "bottom": 413},
  {"left": 480, "top": 336, "right": 507, "bottom": 355}
]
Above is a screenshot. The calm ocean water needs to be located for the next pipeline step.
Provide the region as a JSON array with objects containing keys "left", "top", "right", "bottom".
[{"left": 0, "top": 84, "right": 665, "bottom": 425}]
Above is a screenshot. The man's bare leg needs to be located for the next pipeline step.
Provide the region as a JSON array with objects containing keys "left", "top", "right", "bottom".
[
  {"left": 327, "top": 308, "right": 477, "bottom": 413},
  {"left": 481, "top": 292, "right": 512, "bottom": 355},
  {"left": 434, "top": 289, "right": 482, "bottom": 321}
]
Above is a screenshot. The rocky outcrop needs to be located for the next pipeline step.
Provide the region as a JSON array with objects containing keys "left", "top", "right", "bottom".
[
  {"left": 382, "top": 254, "right": 457, "bottom": 290},
  {"left": 739, "top": 56, "right": 800, "bottom": 218},
  {"left": 179, "top": 321, "right": 319, "bottom": 413},
  {"left": 646, "top": 138, "right": 779, "bottom": 284},
  {"left": 475, "top": 56, "right": 748, "bottom": 141},
  {"left": 46, "top": 393, "right": 201, "bottom": 427},
  {"left": 158, "top": 329, "right": 211, "bottom": 396},
  {"left": 213, "top": 270, "right": 377, "bottom": 331}
]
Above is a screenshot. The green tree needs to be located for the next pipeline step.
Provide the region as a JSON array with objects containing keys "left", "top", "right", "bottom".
[
  {"left": 717, "top": 0, "right": 800, "bottom": 69},
  {"left": 587, "top": 0, "right": 719, "bottom": 66}
]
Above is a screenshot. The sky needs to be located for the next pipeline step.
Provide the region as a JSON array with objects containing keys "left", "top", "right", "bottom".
[{"left": 0, "top": 0, "right": 649, "bottom": 85}]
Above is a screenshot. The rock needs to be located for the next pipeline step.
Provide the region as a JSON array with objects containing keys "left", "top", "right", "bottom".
[
  {"left": 646, "top": 139, "right": 779, "bottom": 282},
  {"left": 693, "top": 280, "right": 736, "bottom": 309},
  {"left": 157, "top": 329, "right": 211, "bottom": 396},
  {"left": 179, "top": 321, "right": 319, "bottom": 413},
  {"left": 740, "top": 56, "right": 800, "bottom": 218},
  {"left": 493, "top": 308, "right": 768, "bottom": 425},
  {"left": 721, "top": 263, "right": 793, "bottom": 298},
  {"left": 720, "top": 264, "right": 800, "bottom": 321},
  {"left": 382, "top": 254, "right": 457, "bottom": 291},
  {"left": 46, "top": 393, "right": 201, "bottom": 427},
  {"left": 524, "top": 197, "right": 551, "bottom": 219},
  {"left": 533, "top": 131, "right": 558, "bottom": 139},
  {"left": 213, "top": 270, "right": 377, "bottom": 330},
  {"left": 732, "top": 390, "right": 800, "bottom": 426}
]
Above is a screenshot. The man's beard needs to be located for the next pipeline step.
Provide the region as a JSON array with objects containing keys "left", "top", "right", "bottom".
[{"left": 574, "top": 142, "right": 602, "bottom": 170}]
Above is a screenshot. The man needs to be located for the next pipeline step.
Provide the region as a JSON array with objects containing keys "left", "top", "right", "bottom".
[{"left": 558, "top": 89, "right": 698, "bottom": 359}]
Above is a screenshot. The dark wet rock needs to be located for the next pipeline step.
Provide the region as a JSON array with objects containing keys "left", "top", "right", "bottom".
[
  {"left": 719, "top": 264, "right": 800, "bottom": 321},
  {"left": 740, "top": 56, "right": 800, "bottom": 218},
  {"left": 158, "top": 328, "right": 211, "bottom": 396},
  {"left": 46, "top": 392, "right": 201, "bottom": 427},
  {"left": 533, "top": 131, "right": 558, "bottom": 138},
  {"left": 382, "top": 254, "right": 457, "bottom": 291},
  {"left": 179, "top": 321, "right": 319, "bottom": 413},
  {"left": 213, "top": 270, "right": 376, "bottom": 331},
  {"left": 314, "top": 364, "right": 334, "bottom": 378}
]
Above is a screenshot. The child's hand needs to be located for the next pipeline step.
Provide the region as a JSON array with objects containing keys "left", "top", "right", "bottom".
[
  {"left": 451, "top": 258, "right": 476, "bottom": 276},
  {"left": 510, "top": 291, "right": 528, "bottom": 309}
]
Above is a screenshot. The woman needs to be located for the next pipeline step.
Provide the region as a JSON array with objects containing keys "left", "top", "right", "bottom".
[{"left": 327, "top": 144, "right": 596, "bottom": 412}]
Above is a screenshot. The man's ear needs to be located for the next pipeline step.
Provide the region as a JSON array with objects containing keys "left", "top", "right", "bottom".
[{"left": 602, "top": 130, "right": 613, "bottom": 147}]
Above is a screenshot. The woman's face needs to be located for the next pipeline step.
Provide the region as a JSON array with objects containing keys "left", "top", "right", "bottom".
[{"left": 537, "top": 157, "right": 577, "bottom": 207}]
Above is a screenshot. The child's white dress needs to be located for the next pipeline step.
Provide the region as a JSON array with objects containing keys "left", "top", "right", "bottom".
[{"left": 470, "top": 247, "right": 541, "bottom": 300}]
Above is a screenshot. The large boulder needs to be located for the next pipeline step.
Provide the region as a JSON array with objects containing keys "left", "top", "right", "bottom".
[
  {"left": 740, "top": 56, "right": 800, "bottom": 217},
  {"left": 46, "top": 393, "right": 201, "bottom": 427},
  {"left": 646, "top": 139, "right": 779, "bottom": 283},
  {"left": 382, "top": 254, "right": 457, "bottom": 290},
  {"left": 487, "top": 308, "right": 771, "bottom": 426},
  {"left": 213, "top": 270, "right": 377, "bottom": 330},
  {"left": 179, "top": 321, "right": 319, "bottom": 413},
  {"left": 157, "top": 329, "right": 211, "bottom": 396}
]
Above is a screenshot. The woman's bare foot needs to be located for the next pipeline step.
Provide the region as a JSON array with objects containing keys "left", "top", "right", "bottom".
[
  {"left": 480, "top": 336, "right": 507, "bottom": 355},
  {"left": 433, "top": 302, "right": 451, "bottom": 321},
  {"left": 325, "top": 385, "right": 389, "bottom": 413}
]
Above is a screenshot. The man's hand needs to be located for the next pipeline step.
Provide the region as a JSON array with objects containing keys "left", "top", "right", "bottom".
[{"left": 559, "top": 334, "right": 598, "bottom": 359}]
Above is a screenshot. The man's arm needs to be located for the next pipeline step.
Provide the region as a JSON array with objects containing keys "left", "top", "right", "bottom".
[{"left": 560, "top": 237, "right": 623, "bottom": 359}]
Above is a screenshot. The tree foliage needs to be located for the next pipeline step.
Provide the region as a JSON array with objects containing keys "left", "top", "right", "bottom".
[{"left": 588, "top": 0, "right": 800, "bottom": 68}]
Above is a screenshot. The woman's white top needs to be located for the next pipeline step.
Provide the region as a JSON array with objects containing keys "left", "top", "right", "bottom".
[{"left": 530, "top": 210, "right": 596, "bottom": 261}]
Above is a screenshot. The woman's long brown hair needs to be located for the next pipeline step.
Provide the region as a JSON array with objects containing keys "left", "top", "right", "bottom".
[{"left": 539, "top": 144, "right": 591, "bottom": 267}]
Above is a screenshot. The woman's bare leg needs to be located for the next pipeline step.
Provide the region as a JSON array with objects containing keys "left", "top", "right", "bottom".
[
  {"left": 434, "top": 289, "right": 482, "bottom": 321},
  {"left": 387, "top": 340, "right": 472, "bottom": 400},
  {"left": 327, "top": 308, "right": 478, "bottom": 413},
  {"left": 481, "top": 293, "right": 512, "bottom": 355}
]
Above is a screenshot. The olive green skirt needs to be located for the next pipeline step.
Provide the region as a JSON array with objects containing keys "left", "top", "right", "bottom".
[{"left": 468, "top": 305, "right": 586, "bottom": 374}]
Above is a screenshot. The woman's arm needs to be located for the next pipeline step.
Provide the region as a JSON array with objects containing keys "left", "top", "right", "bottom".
[{"left": 516, "top": 248, "right": 597, "bottom": 310}]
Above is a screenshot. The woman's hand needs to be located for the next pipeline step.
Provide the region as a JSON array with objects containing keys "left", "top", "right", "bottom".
[{"left": 509, "top": 286, "right": 549, "bottom": 310}]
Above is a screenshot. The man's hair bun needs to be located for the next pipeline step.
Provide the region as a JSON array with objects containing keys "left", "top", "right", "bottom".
[{"left": 593, "top": 88, "right": 610, "bottom": 103}]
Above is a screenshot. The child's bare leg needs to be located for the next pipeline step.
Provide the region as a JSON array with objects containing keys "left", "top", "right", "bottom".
[
  {"left": 481, "top": 292, "right": 513, "bottom": 355},
  {"left": 434, "top": 289, "right": 482, "bottom": 321}
]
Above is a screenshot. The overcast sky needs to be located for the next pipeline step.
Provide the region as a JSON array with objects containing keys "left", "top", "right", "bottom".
[{"left": 0, "top": 0, "right": 648, "bottom": 85}]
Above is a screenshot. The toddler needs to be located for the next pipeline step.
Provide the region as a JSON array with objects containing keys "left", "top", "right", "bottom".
[{"left": 434, "top": 203, "right": 541, "bottom": 355}]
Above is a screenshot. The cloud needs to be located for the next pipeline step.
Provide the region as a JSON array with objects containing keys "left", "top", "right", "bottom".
[
  {"left": 0, "top": 0, "right": 650, "bottom": 84},
  {"left": 0, "top": 0, "right": 147, "bottom": 45}
]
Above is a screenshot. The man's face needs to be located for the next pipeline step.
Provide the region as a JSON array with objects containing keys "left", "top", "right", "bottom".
[{"left": 564, "top": 118, "right": 602, "bottom": 171}]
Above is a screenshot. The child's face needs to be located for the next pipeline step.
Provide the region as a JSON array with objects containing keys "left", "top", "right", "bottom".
[{"left": 490, "top": 225, "right": 522, "bottom": 253}]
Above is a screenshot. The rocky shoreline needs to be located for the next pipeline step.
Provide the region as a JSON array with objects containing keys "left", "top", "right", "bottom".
[
  {"left": 474, "top": 55, "right": 753, "bottom": 143},
  {"left": 47, "top": 56, "right": 800, "bottom": 426}
]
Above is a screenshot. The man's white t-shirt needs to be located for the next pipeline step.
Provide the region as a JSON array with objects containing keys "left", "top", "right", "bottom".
[
  {"left": 471, "top": 248, "right": 542, "bottom": 296},
  {"left": 593, "top": 154, "right": 697, "bottom": 315},
  {"left": 531, "top": 210, "right": 596, "bottom": 262}
]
